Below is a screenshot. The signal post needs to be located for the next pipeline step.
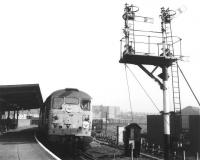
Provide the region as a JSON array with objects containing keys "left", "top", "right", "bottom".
[
  {"left": 162, "top": 66, "right": 170, "bottom": 159},
  {"left": 119, "top": 4, "right": 182, "bottom": 160}
]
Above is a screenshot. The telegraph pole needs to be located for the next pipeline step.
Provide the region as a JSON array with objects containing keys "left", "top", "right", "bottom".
[{"left": 105, "top": 110, "right": 108, "bottom": 136}]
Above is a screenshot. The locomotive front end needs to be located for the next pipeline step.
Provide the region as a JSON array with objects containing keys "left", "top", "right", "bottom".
[{"left": 48, "top": 89, "right": 92, "bottom": 139}]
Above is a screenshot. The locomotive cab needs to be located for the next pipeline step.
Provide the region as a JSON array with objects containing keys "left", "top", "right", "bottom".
[{"left": 39, "top": 88, "right": 92, "bottom": 145}]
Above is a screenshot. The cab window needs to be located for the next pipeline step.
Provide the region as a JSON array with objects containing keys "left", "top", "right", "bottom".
[
  {"left": 65, "top": 97, "right": 79, "bottom": 105},
  {"left": 53, "top": 97, "right": 64, "bottom": 109},
  {"left": 81, "top": 100, "right": 90, "bottom": 111}
]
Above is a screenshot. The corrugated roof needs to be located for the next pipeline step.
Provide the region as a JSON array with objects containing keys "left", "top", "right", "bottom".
[{"left": 0, "top": 84, "right": 43, "bottom": 111}]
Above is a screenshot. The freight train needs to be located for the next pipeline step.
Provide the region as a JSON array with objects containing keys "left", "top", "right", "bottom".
[{"left": 39, "top": 88, "right": 92, "bottom": 150}]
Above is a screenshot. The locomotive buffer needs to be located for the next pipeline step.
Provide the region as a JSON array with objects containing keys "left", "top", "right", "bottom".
[{"left": 119, "top": 4, "right": 183, "bottom": 160}]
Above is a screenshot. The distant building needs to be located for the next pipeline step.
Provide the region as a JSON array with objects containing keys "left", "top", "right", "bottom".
[
  {"left": 181, "top": 106, "right": 200, "bottom": 129},
  {"left": 92, "top": 105, "right": 120, "bottom": 119},
  {"left": 181, "top": 106, "right": 200, "bottom": 115},
  {"left": 108, "top": 106, "right": 120, "bottom": 119},
  {"left": 92, "top": 105, "right": 148, "bottom": 133}
]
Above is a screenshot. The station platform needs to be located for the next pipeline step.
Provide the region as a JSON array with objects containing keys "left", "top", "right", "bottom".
[{"left": 0, "top": 126, "right": 57, "bottom": 160}]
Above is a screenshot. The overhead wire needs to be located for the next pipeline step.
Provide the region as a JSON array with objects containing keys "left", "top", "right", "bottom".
[
  {"left": 177, "top": 64, "right": 200, "bottom": 106},
  {"left": 124, "top": 64, "right": 134, "bottom": 121},
  {"left": 125, "top": 64, "right": 172, "bottom": 127}
]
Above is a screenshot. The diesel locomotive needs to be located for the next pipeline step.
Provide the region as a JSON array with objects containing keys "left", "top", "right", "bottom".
[{"left": 39, "top": 88, "right": 92, "bottom": 149}]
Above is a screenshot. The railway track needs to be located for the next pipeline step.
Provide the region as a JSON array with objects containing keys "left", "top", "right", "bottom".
[
  {"left": 36, "top": 132, "right": 162, "bottom": 160},
  {"left": 140, "top": 153, "right": 163, "bottom": 160},
  {"left": 36, "top": 131, "right": 97, "bottom": 160},
  {"left": 79, "top": 151, "right": 97, "bottom": 160},
  {"left": 94, "top": 138, "right": 163, "bottom": 160}
]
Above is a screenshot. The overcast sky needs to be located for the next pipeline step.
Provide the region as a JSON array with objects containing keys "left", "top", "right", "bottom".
[{"left": 0, "top": 0, "right": 199, "bottom": 113}]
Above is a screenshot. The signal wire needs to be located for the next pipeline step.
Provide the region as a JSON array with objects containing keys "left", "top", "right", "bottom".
[
  {"left": 124, "top": 64, "right": 134, "bottom": 121},
  {"left": 177, "top": 64, "right": 200, "bottom": 106},
  {"left": 125, "top": 64, "right": 160, "bottom": 113},
  {"left": 125, "top": 64, "right": 171, "bottom": 127}
]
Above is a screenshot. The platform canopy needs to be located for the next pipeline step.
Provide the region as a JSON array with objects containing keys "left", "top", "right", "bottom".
[{"left": 0, "top": 84, "right": 43, "bottom": 111}]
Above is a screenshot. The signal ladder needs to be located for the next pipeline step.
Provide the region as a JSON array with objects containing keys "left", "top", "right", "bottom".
[
  {"left": 164, "top": 17, "right": 182, "bottom": 114},
  {"left": 171, "top": 62, "right": 182, "bottom": 114}
]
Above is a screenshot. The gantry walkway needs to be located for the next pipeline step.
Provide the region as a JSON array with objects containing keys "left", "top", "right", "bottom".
[{"left": 0, "top": 126, "right": 57, "bottom": 160}]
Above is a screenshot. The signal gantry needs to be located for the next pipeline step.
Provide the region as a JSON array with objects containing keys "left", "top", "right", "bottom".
[{"left": 119, "top": 4, "right": 183, "bottom": 160}]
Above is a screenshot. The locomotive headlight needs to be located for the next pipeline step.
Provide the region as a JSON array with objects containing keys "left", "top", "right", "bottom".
[{"left": 82, "top": 121, "right": 90, "bottom": 129}]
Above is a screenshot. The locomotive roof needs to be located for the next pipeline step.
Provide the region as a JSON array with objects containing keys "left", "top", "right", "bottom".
[{"left": 49, "top": 88, "right": 92, "bottom": 100}]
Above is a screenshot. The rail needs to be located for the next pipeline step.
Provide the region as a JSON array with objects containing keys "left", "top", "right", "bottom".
[
  {"left": 94, "top": 138, "right": 164, "bottom": 160},
  {"left": 141, "top": 152, "right": 164, "bottom": 160},
  {"left": 79, "top": 151, "right": 97, "bottom": 160}
]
